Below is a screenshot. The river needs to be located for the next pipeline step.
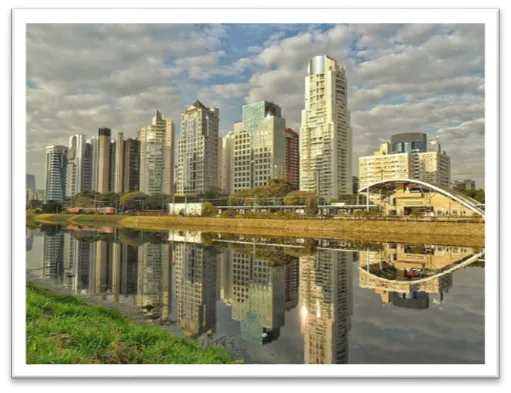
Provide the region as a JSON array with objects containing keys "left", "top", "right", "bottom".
[{"left": 26, "top": 225, "right": 485, "bottom": 364}]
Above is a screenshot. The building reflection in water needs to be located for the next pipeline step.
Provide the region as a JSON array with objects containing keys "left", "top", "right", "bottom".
[
  {"left": 299, "top": 249, "right": 353, "bottom": 364},
  {"left": 34, "top": 229, "right": 483, "bottom": 365},
  {"left": 172, "top": 231, "right": 217, "bottom": 338},
  {"left": 26, "top": 228, "right": 34, "bottom": 252},
  {"left": 359, "top": 244, "right": 479, "bottom": 308}
]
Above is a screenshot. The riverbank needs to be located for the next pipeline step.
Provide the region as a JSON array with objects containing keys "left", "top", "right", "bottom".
[
  {"left": 30, "top": 213, "right": 485, "bottom": 247},
  {"left": 26, "top": 283, "right": 235, "bottom": 364}
]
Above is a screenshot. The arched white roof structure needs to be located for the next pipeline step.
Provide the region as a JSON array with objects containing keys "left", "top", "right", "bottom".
[
  {"left": 358, "top": 178, "right": 485, "bottom": 218},
  {"left": 358, "top": 250, "right": 484, "bottom": 286}
]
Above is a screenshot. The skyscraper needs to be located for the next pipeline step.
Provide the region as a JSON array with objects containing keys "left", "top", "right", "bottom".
[
  {"left": 97, "top": 128, "right": 111, "bottom": 193},
  {"left": 82, "top": 142, "right": 93, "bottom": 192},
  {"left": 232, "top": 101, "right": 287, "bottom": 193},
  {"left": 44, "top": 145, "right": 68, "bottom": 202},
  {"left": 220, "top": 131, "right": 235, "bottom": 194},
  {"left": 26, "top": 174, "right": 36, "bottom": 203},
  {"left": 86, "top": 136, "right": 99, "bottom": 192},
  {"left": 123, "top": 138, "right": 141, "bottom": 192},
  {"left": 285, "top": 128, "right": 300, "bottom": 189},
  {"left": 177, "top": 101, "right": 219, "bottom": 195},
  {"left": 115, "top": 132, "right": 125, "bottom": 193},
  {"left": 300, "top": 55, "right": 352, "bottom": 200},
  {"left": 66, "top": 134, "right": 86, "bottom": 197},
  {"left": 108, "top": 138, "right": 116, "bottom": 192},
  {"left": 139, "top": 110, "right": 175, "bottom": 195}
]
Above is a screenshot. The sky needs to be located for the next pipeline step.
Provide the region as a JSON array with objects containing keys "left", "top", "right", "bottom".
[{"left": 26, "top": 23, "right": 485, "bottom": 190}]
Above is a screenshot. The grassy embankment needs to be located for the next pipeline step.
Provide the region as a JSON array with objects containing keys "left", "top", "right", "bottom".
[
  {"left": 26, "top": 283, "right": 235, "bottom": 364},
  {"left": 31, "top": 213, "right": 485, "bottom": 247}
]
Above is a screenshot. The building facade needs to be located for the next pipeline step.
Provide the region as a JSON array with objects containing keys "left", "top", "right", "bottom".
[
  {"left": 26, "top": 174, "right": 36, "bottom": 204},
  {"left": 285, "top": 128, "right": 299, "bottom": 189},
  {"left": 177, "top": 101, "right": 219, "bottom": 195},
  {"left": 66, "top": 134, "right": 86, "bottom": 197},
  {"left": 358, "top": 140, "right": 451, "bottom": 189},
  {"left": 300, "top": 55, "right": 352, "bottom": 200},
  {"left": 220, "top": 131, "right": 235, "bottom": 195},
  {"left": 123, "top": 138, "right": 141, "bottom": 192},
  {"left": 86, "top": 136, "right": 99, "bottom": 192},
  {"left": 233, "top": 101, "right": 287, "bottom": 193},
  {"left": 97, "top": 128, "right": 111, "bottom": 193},
  {"left": 391, "top": 133, "right": 428, "bottom": 154},
  {"left": 139, "top": 110, "right": 175, "bottom": 195},
  {"left": 44, "top": 145, "right": 68, "bottom": 202},
  {"left": 115, "top": 132, "right": 125, "bottom": 193},
  {"left": 108, "top": 138, "right": 116, "bottom": 193}
]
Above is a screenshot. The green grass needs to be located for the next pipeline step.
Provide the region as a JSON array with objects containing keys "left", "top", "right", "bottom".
[{"left": 26, "top": 283, "right": 236, "bottom": 364}]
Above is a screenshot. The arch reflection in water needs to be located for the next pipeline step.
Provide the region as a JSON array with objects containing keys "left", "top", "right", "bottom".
[{"left": 30, "top": 227, "right": 484, "bottom": 365}]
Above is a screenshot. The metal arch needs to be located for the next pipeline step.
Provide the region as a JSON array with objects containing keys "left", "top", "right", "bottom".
[
  {"left": 358, "top": 178, "right": 485, "bottom": 217},
  {"left": 358, "top": 251, "right": 484, "bottom": 286}
]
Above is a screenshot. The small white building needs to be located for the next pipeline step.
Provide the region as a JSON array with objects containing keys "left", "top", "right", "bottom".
[{"left": 168, "top": 202, "right": 203, "bottom": 216}]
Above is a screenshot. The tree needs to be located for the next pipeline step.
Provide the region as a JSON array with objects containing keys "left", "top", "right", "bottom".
[
  {"left": 284, "top": 190, "right": 318, "bottom": 214},
  {"left": 119, "top": 192, "right": 147, "bottom": 209},
  {"left": 198, "top": 186, "right": 228, "bottom": 206},
  {"left": 42, "top": 200, "right": 63, "bottom": 213},
  {"left": 201, "top": 202, "right": 218, "bottom": 217},
  {"left": 27, "top": 200, "right": 43, "bottom": 209}
]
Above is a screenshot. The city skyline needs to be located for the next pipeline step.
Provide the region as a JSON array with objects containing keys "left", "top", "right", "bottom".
[{"left": 27, "top": 23, "right": 485, "bottom": 189}]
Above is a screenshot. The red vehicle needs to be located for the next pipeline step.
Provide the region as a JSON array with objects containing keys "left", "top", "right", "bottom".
[{"left": 66, "top": 207, "right": 116, "bottom": 215}]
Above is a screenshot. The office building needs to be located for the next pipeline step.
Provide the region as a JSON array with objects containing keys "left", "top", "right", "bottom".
[
  {"left": 66, "top": 134, "right": 86, "bottom": 197},
  {"left": 44, "top": 145, "right": 68, "bottom": 202},
  {"left": 300, "top": 55, "right": 352, "bottom": 200},
  {"left": 123, "top": 138, "right": 141, "bottom": 192},
  {"left": 97, "top": 128, "right": 111, "bottom": 193},
  {"left": 86, "top": 136, "right": 99, "bottom": 192},
  {"left": 454, "top": 179, "right": 476, "bottom": 190},
  {"left": 285, "top": 128, "right": 300, "bottom": 189},
  {"left": 233, "top": 101, "right": 287, "bottom": 193},
  {"left": 26, "top": 174, "right": 36, "bottom": 203},
  {"left": 139, "top": 110, "right": 175, "bottom": 195},
  {"left": 82, "top": 142, "right": 93, "bottom": 192},
  {"left": 108, "top": 138, "right": 116, "bottom": 192},
  {"left": 352, "top": 176, "right": 359, "bottom": 194},
  {"left": 115, "top": 132, "right": 124, "bottom": 193},
  {"left": 220, "top": 131, "right": 235, "bottom": 194},
  {"left": 177, "top": 101, "right": 219, "bottom": 195},
  {"left": 358, "top": 140, "right": 451, "bottom": 189},
  {"left": 391, "top": 133, "right": 428, "bottom": 154},
  {"left": 35, "top": 189, "right": 45, "bottom": 202},
  {"left": 217, "top": 136, "right": 223, "bottom": 189}
]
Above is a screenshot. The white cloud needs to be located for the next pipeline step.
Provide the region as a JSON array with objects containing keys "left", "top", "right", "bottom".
[{"left": 26, "top": 23, "right": 486, "bottom": 189}]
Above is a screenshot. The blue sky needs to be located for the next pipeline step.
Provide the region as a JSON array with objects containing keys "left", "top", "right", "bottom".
[{"left": 26, "top": 23, "right": 485, "bottom": 189}]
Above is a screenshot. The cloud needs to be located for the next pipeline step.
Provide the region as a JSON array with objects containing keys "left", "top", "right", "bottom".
[{"left": 26, "top": 23, "right": 485, "bottom": 189}]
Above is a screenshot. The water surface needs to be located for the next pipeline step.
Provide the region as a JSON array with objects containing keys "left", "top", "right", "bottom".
[{"left": 26, "top": 225, "right": 485, "bottom": 364}]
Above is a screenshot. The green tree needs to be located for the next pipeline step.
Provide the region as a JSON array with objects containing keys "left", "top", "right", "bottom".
[
  {"left": 198, "top": 186, "right": 229, "bottom": 206},
  {"left": 42, "top": 200, "right": 63, "bottom": 213},
  {"left": 201, "top": 202, "right": 218, "bottom": 217},
  {"left": 119, "top": 192, "right": 147, "bottom": 209},
  {"left": 27, "top": 200, "right": 43, "bottom": 209}
]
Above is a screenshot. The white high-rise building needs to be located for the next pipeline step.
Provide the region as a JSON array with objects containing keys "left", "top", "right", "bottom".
[
  {"left": 44, "top": 145, "right": 68, "bottom": 202},
  {"left": 221, "top": 131, "right": 235, "bottom": 194},
  {"left": 86, "top": 136, "right": 99, "bottom": 192},
  {"left": 66, "top": 134, "right": 86, "bottom": 197},
  {"left": 139, "top": 110, "right": 175, "bottom": 195},
  {"left": 177, "top": 101, "right": 219, "bottom": 195},
  {"left": 358, "top": 140, "right": 451, "bottom": 190},
  {"left": 300, "top": 55, "right": 352, "bottom": 200}
]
